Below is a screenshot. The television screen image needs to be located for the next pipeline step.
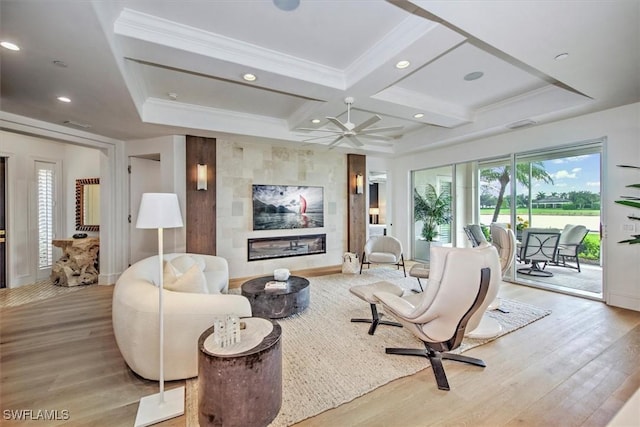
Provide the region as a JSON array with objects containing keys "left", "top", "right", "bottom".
[{"left": 252, "top": 185, "right": 324, "bottom": 230}]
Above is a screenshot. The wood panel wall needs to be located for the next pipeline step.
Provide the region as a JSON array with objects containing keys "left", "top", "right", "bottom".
[
  {"left": 186, "top": 136, "right": 216, "bottom": 255},
  {"left": 347, "top": 154, "right": 366, "bottom": 255}
]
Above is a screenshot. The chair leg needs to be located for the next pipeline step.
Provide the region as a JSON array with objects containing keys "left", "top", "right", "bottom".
[
  {"left": 412, "top": 277, "right": 424, "bottom": 293},
  {"left": 351, "top": 303, "right": 402, "bottom": 335},
  {"left": 385, "top": 342, "right": 486, "bottom": 391},
  {"left": 399, "top": 254, "right": 406, "bottom": 277},
  {"left": 359, "top": 251, "right": 366, "bottom": 274}
]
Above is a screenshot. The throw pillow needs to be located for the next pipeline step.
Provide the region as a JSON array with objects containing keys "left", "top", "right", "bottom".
[
  {"left": 170, "top": 254, "right": 206, "bottom": 273},
  {"left": 163, "top": 264, "right": 208, "bottom": 294}
]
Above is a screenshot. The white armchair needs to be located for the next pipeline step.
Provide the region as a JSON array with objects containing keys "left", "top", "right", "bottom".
[
  {"left": 112, "top": 253, "right": 252, "bottom": 381},
  {"left": 359, "top": 235, "right": 406, "bottom": 276},
  {"left": 374, "top": 245, "right": 500, "bottom": 390}
]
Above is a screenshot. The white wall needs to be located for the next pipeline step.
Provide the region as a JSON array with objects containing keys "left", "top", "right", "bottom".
[
  {"left": 216, "top": 138, "right": 347, "bottom": 279},
  {"left": 389, "top": 102, "right": 640, "bottom": 311}
]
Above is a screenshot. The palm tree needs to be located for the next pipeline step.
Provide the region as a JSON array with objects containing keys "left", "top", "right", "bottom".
[
  {"left": 480, "top": 162, "right": 553, "bottom": 223},
  {"left": 414, "top": 184, "right": 451, "bottom": 241}
]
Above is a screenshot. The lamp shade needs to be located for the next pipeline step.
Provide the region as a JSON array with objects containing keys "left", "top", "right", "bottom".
[{"left": 136, "top": 193, "right": 184, "bottom": 229}]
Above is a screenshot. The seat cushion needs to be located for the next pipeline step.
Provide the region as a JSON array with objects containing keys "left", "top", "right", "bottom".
[
  {"left": 369, "top": 252, "right": 398, "bottom": 263},
  {"left": 409, "top": 263, "right": 430, "bottom": 279},
  {"left": 350, "top": 281, "right": 404, "bottom": 304}
]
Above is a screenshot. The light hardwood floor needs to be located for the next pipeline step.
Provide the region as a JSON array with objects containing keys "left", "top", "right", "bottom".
[{"left": 1, "top": 282, "right": 638, "bottom": 426}]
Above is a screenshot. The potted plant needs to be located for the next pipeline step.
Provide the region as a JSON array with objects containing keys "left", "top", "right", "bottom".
[{"left": 414, "top": 184, "right": 452, "bottom": 259}]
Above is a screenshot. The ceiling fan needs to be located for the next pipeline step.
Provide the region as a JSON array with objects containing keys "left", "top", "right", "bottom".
[{"left": 297, "top": 97, "right": 403, "bottom": 149}]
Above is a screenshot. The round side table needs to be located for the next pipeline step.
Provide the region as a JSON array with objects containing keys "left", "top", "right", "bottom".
[{"left": 198, "top": 318, "right": 282, "bottom": 427}]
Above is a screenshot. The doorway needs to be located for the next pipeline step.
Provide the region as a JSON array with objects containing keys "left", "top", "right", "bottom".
[
  {"left": 0, "top": 157, "right": 6, "bottom": 288},
  {"left": 479, "top": 142, "right": 603, "bottom": 298}
]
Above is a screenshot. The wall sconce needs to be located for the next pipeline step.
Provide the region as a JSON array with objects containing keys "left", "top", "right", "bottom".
[
  {"left": 355, "top": 174, "right": 364, "bottom": 194},
  {"left": 197, "top": 164, "right": 207, "bottom": 191}
]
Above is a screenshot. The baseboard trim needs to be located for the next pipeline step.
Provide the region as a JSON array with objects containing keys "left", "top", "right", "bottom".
[{"left": 229, "top": 265, "right": 342, "bottom": 289}]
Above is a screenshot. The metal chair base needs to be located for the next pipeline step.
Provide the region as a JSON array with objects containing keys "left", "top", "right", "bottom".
[{"left": 351, "top": 303, "right": 402, "bottom": 335}]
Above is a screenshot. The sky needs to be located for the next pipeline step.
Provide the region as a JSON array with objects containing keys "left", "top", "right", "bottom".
[
  {"left": 481, "top": 153, "right": 601, "bottom": 197},
  {"left": 529, "top": 153, "right": 601, "bottom": 196}
]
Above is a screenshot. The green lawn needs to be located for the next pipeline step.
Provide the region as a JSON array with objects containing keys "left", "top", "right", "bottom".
[{"left": 479, "top": 208, "right": 600, "bottom": 216}]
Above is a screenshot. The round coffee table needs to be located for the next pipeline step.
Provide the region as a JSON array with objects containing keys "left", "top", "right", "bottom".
[{"left": 241, "top": 275, "right": 310, "bottom": 318}]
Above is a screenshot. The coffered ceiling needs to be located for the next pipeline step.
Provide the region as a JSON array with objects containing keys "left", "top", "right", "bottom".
[{"left": 1, "top": 0, "right": 638, "bottom": 155}]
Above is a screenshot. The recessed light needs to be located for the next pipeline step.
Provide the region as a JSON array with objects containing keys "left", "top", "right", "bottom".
[
  {"left": 273, "top": 0, "right": 300, "bottom": 11},
  {"left": 413, "top": 113, "right": 424, "bottom": 119},
  {"left": 554, "top": 52, "right": 569, "bottom": 61},
  {"left": 464, "top": 71, "right": 484, "bottom": 81},
  {"left": 1, "top": 41, "right": 20, "bottom": 51},
  {"left": 311, "top": 119, "right": 321, "bottom": 124},
  {"left": 168, "top": 92, "right": 178, "bottom": 100},
  {"left": 395, "top": 60, "right": 410, "bottom": 69},
  {"left": 52, "top": 60, "right": 68, "bottom": 68},
  {"left": 243, "top": 73, "right": 257, "bottom": 82},
  {"left": 57, "top": 96, "right": 71, "bottom": 103}
]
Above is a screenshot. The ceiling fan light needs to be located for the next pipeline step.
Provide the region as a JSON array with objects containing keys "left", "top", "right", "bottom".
[{"left": 395, "top": 60, "right": 410, "bottom": 69}]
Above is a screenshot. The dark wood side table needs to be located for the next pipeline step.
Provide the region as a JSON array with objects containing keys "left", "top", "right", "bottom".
[
  {"left": 241, "top": 275, "right": 310, "bottom": 318},
  {"left": 198, "top": 318, "right": 282, "bottom": 427}
]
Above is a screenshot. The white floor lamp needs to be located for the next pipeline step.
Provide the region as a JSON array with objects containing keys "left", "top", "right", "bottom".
[{"left": 134, "top": 193, "right": 185, "bottom": 427}]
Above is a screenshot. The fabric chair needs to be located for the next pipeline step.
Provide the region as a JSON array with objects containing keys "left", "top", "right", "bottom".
[
  {"left": 374, "top": 245, "right": 500, "bottom": 390},
  {"left": 464, "top": 224, "right": 488, "bottom": 247},
  {"left": 517, "top": 231, "right": 560, "bottom": 277},
  {"left": 112, "top": 253, "right": 252, "bottom": 381},
  {"left": 554, "top": 224, "right": 589, "bottom": 272},
  {"left": 359, "top": 235, "right": 406, "bottom": 276}
]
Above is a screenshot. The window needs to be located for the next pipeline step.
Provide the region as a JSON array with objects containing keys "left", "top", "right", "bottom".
[{"left": 36, "top": 161, "right": 55, "bottom": 269}]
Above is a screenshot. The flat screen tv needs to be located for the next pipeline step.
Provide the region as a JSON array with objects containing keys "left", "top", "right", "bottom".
[{"left": 252, "top": 185, "right": 324, "bottom": 230}]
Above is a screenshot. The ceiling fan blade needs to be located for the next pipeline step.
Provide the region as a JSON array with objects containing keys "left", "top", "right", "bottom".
[
  {"left": 327, "top": 135, "right": 345, "bottom": 149},
  {"left": 358, "top": 125, "right": 404, "bottom": 134},
  {"left": 302, "top": 134, "right": 339, "bottom": 142},
  {"left": 346, "top": 135, "right": 364, "bottom": 147},
  {"left": 353, "top": 115, "right": 381, "bottom": 132},
  {"left": 295, "top": 128, "right": 342, "bottom": 134},
  {"left": 326, "top": 117, "right": 350, "bottom": 132},
  {"left": 357, "top": 134, "right": 393, "bottom": 141}
]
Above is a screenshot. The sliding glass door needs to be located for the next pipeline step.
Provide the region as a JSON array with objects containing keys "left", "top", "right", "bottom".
[
  {"left": 412, "top": 165, "right": 453, "bottom": 261},
  {"left": 478, "top": 142, "right": 603, "bottom": 297},
  {"left": 513, "top": 144, "right": 602, "bottom": 297}
]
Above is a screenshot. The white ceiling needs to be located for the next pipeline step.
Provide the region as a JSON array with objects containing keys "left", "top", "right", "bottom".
[{"left": 1, "top": 0, "right": 638, "bottom": 155}]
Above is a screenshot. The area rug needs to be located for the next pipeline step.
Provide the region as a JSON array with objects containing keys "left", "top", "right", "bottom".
[
  {"left": 186, "top": 267, "right": 551, "bottom": 426},
  {"left": 0, "top": 279, "right": 89, "bottom": 308}
]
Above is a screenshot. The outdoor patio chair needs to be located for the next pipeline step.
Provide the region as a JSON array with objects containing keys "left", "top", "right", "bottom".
[
  {"left": 464, "top": 224, "right": 487, "bottom": 247},
  {"left": 554, "top": 224, "right": 589, "bottom": 272},
  {"left": 517, "top": 231, "right": 560, "bottom": 277}
]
